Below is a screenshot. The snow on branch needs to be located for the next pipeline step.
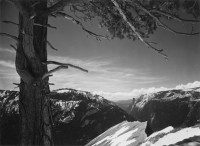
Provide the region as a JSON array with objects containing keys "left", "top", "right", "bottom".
[
  {"left": 55, "top": 11, "right": 110, "bottom": 41},
  {"left": 111, "top": 0, "right": 168, "bottom": 59},
  {"left": 0, "top": 33, "right": 18, "bottom": 42},
  {"left": 46, "top": 40, "right": 58, "bottom": 51},
  {"left": 43, "top": 61, "right": 88, "bottom": 72}
]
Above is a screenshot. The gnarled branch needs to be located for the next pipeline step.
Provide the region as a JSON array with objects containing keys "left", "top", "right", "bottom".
[
  {"left": 42, "top": 66, "right": 68, "bottom": 80},
  {"left": 43, "top": 61, "right": 88, "bottom": 72},
  {"left": 111, "top": 0, "right": 168, "bottom": 59},
  {"left": 55, "top": 11, "right": 110, "bottom": 41}
]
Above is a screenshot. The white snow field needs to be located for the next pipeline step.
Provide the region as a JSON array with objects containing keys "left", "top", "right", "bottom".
[
  {"left": 86, "top": 121, "right": 147, "bottom": 146},
  {"left": 86, "top": 121, "right": 200, "bottom": 146}
]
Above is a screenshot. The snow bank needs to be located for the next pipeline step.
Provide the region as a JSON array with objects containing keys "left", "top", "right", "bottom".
[{"left": 86, "top": 121, "right": 147, "bottom": 146}]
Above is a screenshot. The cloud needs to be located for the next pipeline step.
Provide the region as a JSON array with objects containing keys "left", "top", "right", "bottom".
[
  {"left": 92, "top": 87, "right": 168, "bottom": 101},
  {"left": 0, "top": 48, "right": 15, "bottom": 54},
  {"left": 0, "top": 60, "right": 15, "bottom": 68},
  {"left": 175, "top": 81, "right": 200, "bottom": 90},
  {"left": 48, "top": 55, "right": 167, "bottom": 92},
  {"left": 93, "top": 81, "right": 200, "bottom": 101}
]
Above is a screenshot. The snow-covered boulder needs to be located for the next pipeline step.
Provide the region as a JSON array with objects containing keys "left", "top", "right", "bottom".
[
  {"left": 129, "top": 89, "right": 200, "bottom": 132},
  {"left": 86, "top": 121, "right": 147, "bottom": 146},
  {"left": 141, "top": 124, "right": 200, "bottom": 146},
  {"left": 86, "top": 121, "right": 200, "bottom": 146}
]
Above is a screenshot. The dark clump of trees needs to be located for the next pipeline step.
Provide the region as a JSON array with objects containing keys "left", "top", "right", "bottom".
[{"left": 0, "top": 0, "right": 200, "bottom": 145}]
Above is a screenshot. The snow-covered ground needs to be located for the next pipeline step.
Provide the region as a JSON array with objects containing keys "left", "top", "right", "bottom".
[
  {"left": 86, "top": 121, "right": 147, "bottom": 146},
  {"left": 86, "top": 121, "right": 200, "bottom": 146}
]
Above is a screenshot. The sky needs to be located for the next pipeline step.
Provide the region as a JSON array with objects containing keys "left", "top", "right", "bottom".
[{"left": 0, "top": 1, "right": 200, "bottom": 101}]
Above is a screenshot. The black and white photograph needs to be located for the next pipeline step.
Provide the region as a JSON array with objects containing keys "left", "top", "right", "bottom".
[{"left": 0, "top": 0, "right": 200, "bottom": 145}]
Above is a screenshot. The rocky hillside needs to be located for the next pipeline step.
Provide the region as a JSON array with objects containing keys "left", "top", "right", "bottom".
[
  {"left": 0, "top": 88, "right": 134, "bottom": 145},
  {"left": 115, "top": 99, "right": 133, "bottom": 113},
  {"left": 129, "top": 89, "right": 200, "bottom": 132}
]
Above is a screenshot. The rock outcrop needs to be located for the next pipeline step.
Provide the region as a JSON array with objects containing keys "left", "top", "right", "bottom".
[
  {"left": 129, "top": 89, "right": 200, "bottom": 132},
  {"left": 140, "top": 124, "right": 200, "bottom": 146}
]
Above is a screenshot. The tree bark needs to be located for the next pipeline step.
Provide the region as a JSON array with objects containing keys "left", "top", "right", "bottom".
[{"left": 15, "top": 0, "right": 53, "bottom": 145}]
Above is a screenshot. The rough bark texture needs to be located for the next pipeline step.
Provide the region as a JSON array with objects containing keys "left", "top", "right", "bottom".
[{"left": 15, "top": 0, "right": 53, "bottom": 145}]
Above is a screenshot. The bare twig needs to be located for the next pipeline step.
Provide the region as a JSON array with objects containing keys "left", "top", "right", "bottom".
[
  {"left": 10, "top": 44, "right": 17, "bottom": 51},
  {"left": 46, "top": 0, "right": 78, "bottom": 15},
  {"left": 1, "top": 20, "right": 18, "bottom": 26},
  {"left": 0, "top": 33, "right": 18, "bottom": 42},
  {"left": 48, "top": 83, "right": 55, "bottom": 86},
  {"left": 111, "top": 0, "right": 168, "bottom": 59},
  {"left": 149, "top": 9, "right": 200, "bottom": 23},
  {"left": 42, "top": 66, "right": 68, "bottom": 80},
  {"left": 34, "top": 23, "right": 57, "bottom": 29},
  {"left": 43, "top": 61, "right": 88, "bottom": 72},
  {"left": 132, "top": 2, "right": 200, "bottom": 36},
  {"left": 46, "top": 40, "right": 58, "bottom": 51},
  {"left": 13, "top": 83, "right": 20, "bottom": 86},
  {"left": 55, "top": 11, "right": 110, "bottom": 41}
]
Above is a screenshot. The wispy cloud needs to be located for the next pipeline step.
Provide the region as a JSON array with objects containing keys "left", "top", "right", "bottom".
[
  {"left": 0, "top": 60, "right": 15, "bottom": 68},
  {"left": 175, "top": 81, "right": 200, "bottom": 90},
  {"left": 93, "top": 81, "right": 200, "bottom": 101},
  {"left": 0, "top": 47, "right": 15, "bottom": 54},
  {"left": 48, "top": 55, "right": 167, "bottom": 93}
]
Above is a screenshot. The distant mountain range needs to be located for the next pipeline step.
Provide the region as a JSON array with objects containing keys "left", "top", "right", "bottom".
[
  {"left": 120, "top": 89, "right": 200, "bottom": 132},
  {"left": 1, "top": 87, "right": 200, "bottom": 145},
  {"left": 0, "top": 88, "right": 134, "bottom": 145}
]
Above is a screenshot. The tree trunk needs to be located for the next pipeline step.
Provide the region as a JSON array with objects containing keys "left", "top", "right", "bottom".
[{"left": 15, "top": 1, "right": 53, "bottom": 145}]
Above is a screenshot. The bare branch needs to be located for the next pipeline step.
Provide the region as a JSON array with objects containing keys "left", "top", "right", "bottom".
[
  {"left": 43, "top": 61, "right": 88, "bottom": 72},
  {"left": 13, "top": 83, "right": 20, "bottom": 86},
  {"left": 157, "top": 23, "right": 200, "bottom": 36},
  {"left": 34, "top": 23, "right": 57, "bottom": 29},
  {"left": 46, "top": 40, "right": 58, "bottom": 51},
  {"left": 0, "top": 33, "right": 18, "bottom": 42},
  {"left": 48, "top": 83, "right": 55, "bottom": 86},
  {"left": 46, "top": 0, "right": 78, "bottom": 15},
  {"left": 55, "top": 11, "right": 110, "bottom": 41},
  {"left": 10, "top": 44, "right": 17, "bottom": 51},
  {"left": 1, "top": 20, "right": 18, "bottom": 26},
  {"left": 149, "top": 9, "right": 200, "bottom": 24},
  {"left": 111, "top": 0, "right": 168, "bottom": 59},
  {"left": 131, "top": 2, "right": 200, "bottom": 36},
  {"left": 13, "top": 83, "right": 20, "bottom": 89},
  {"left": 42, "top": 66, "right": 68, "bottom": 80}
]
